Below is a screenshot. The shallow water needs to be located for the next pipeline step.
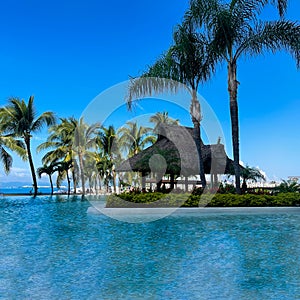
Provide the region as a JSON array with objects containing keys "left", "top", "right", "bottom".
[{"left": 0, "top": 196, "right": 299, "bottom": 299}]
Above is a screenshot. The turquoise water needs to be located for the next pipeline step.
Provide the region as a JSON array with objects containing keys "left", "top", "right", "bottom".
[{"left": 0, "top": 196, "right": 299, "bottom": 299}]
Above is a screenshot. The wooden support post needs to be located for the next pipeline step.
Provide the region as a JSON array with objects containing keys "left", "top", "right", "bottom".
[
  {"left": 170, "top": 173, "right": 175, "bottom": 190},
  {"left": 185, "top": 176, "right": 189, "bottom": 192},
  {"left": 213, "top": 173, "right": 218, "bottom": 187},
  {"left": 141, "top": 172, "right": 146, "bottom": 192}
]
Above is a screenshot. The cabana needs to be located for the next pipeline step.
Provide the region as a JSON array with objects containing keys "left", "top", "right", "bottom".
[{"left": 116, "top": 125, "right": 236, "bottom": 191}]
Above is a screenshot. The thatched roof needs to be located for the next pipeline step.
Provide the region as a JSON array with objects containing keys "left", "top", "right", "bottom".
[{"left": 116, "top": 125, "right": 236, "bottom": 176}]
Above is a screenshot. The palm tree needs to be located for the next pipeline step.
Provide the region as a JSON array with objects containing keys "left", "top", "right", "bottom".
[
  {"left": 55, "top": 160, "right": 73, "bottom": 196},
  {"left": 38, "top": 117, "right": 78, "bottom": 194},
  {"left": 37, "top": 163, "right": 57, "bottom": 195},
  {"left": 118, "top": 121, "right": 155, "bottom": 157},
  {"left": 95, "top": 153, "right": 113, "bottom": 192},
  {"left": 83, "top": 151, "right": 99, "bottom": 193},
  {"left": 149, "top": 111, "right": 179, "bottom": 134},
  {"left": 186, "top": 0, "right": 300, "bottom": 193},
  {"left": 241, "top": 165, "right": 265, "bottom": 192},
  {"left": 127, "top": 24, "right": 214, "bottom": 188},
  {"left": 73, "top": 118, "right": 100, "bottom": 195},
  {"left": 275, "top": 180, "right": 300, "bottom": 193},
  {"left": 0, "top": 96, "right": 55, "bottom": 197},
  {"left": 97, "top": 125, "right": 120, "bottom": 193}
]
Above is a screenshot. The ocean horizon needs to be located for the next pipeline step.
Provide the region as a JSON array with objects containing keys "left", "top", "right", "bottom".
[{"left": 0, "top": 185, "right": 68, "bottom": 195}]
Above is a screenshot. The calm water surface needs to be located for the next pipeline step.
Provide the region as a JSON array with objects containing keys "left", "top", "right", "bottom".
[{"left": 0, "top": 196, "right": 299, "bottom": 299}]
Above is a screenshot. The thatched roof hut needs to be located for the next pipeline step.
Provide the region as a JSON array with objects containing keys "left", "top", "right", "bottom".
[{"left": 116, "top": 125, "right": 235, "bottom": 177}]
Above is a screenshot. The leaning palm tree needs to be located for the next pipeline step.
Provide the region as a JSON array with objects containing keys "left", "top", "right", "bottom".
[
  {"left": 186, "top": 0, "right": 300, "bottom": 193},
  {"left": 37, "top": 163, "right": 57, "bottom": 195},
  {"left": 0, "top": 96, "right": 55, "bottom": 197},
  {"left": 118, "top": 121, "right": 155, "bottom": 157},
  {"left": 127, "top": 23, "right": 214, "bottom": 188}
]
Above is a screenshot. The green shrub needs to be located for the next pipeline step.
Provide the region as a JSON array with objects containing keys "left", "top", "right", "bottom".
[{"left": 106, "top": 192, "right": 300, "bottom": 208}]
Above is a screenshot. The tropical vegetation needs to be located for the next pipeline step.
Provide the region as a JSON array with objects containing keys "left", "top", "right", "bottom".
[
  {"left": 0, "top": 96, "right": 55, "bottom": 197},
  {"left": 184, "top": 0, "right": 300, "bottom": 193}
]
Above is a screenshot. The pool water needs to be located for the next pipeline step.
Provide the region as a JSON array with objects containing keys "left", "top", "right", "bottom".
[{"left": 0, "top": 196, "right": 299, "bottom": 299}]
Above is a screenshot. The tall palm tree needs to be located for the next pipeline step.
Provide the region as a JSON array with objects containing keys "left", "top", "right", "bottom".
[
  {"left": 186, "top": 0, "right": 300, "bottom": 193},
  {"left": 149, "top": 111, "right": 179, "bottom": 133},
  {"left": 118, "top": 121, "right": 155, "bottom": 157},
  {"left": 127, "top": 23, "right": 214, "bottom": 188},
  {"left": 37, "top": 163, "right": 57, "bottom": 195},
  {"left": 73, "top": 118, "right": 100, "bottom": 195},
  {"left": 0, "top": 96, "right": 55, "bottom": 197}
]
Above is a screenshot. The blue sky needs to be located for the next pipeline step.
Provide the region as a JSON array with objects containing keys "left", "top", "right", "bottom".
[{"left": 0, "top": 0, "right": 299, "bottom": 184}]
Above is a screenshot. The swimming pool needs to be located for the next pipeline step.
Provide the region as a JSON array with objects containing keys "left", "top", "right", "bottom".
[{"left": 0, "top": 196, "right": 299, "bottom": 299}]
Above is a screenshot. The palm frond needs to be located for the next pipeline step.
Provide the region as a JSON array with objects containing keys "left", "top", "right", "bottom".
[
  {"left": 31, "top": 111, "right": 56, "bottom": 132},
  {"left": 0, "top": 146, "right": 12, "bottom": 174},
  {"left": 236, "top": 20, "right": 300, "bottom": 67}
]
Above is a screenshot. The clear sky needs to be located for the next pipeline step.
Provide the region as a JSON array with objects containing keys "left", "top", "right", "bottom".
[{"left": 0, "top": 0, "right": 299, "bottom": 185}]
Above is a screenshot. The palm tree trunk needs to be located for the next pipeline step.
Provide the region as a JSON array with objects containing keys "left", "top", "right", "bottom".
[
  {"left": 110, "top": 155, "right": 116, "bottom": 193},
  {"left": 49, "top": 174, "right": 54, "bottom": 195},
  {"left": 24, "top": 136, "right": 38, "bottom": 197},
  {"left": 78, "top": 151, "right": 85, "bottom": 195},
  {"left": 228, "top": 61, "right": 241, "bottom": 194},
  {"left": 190, "top": 95, "right": 207, "bottom": 188},
  {"left": 66, "top": 171, "right": 71, "bottom": 196},
  {"left": 98, "top": 175, "right": 102, "bottom": 191},
  {"left": 72, "top": 169, "right": 77, "bottom": 194},
  {"left": 112, "top": 171, "right": 117, "bottom": 193},
  {"left": 170, "top": 173, "right": 175, "bottom": 190}
]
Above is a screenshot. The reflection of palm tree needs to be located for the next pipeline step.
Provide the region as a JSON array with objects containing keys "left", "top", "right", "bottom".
[
  {"left": 127, "top": 24, "right": 213, "bottom": 188},
  {"left": 187, "top": 0, "right": 300, "bottom": 193},
  {"left": 149, "top": 112, "right": 179, "bottom": 134},
  {"left": 37, "top": 163, "right": 57, "bottom": 195},
  {"left": 118, "top": 121, "right": 155, "bottom": 157},
  {"left": 0, "top": 96, "right": 55, "bottom": 197}
]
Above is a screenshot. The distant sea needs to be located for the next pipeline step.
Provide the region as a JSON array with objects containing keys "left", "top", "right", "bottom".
[{"left": 0, "top": 185, "right": 68, "bottom": 195}]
